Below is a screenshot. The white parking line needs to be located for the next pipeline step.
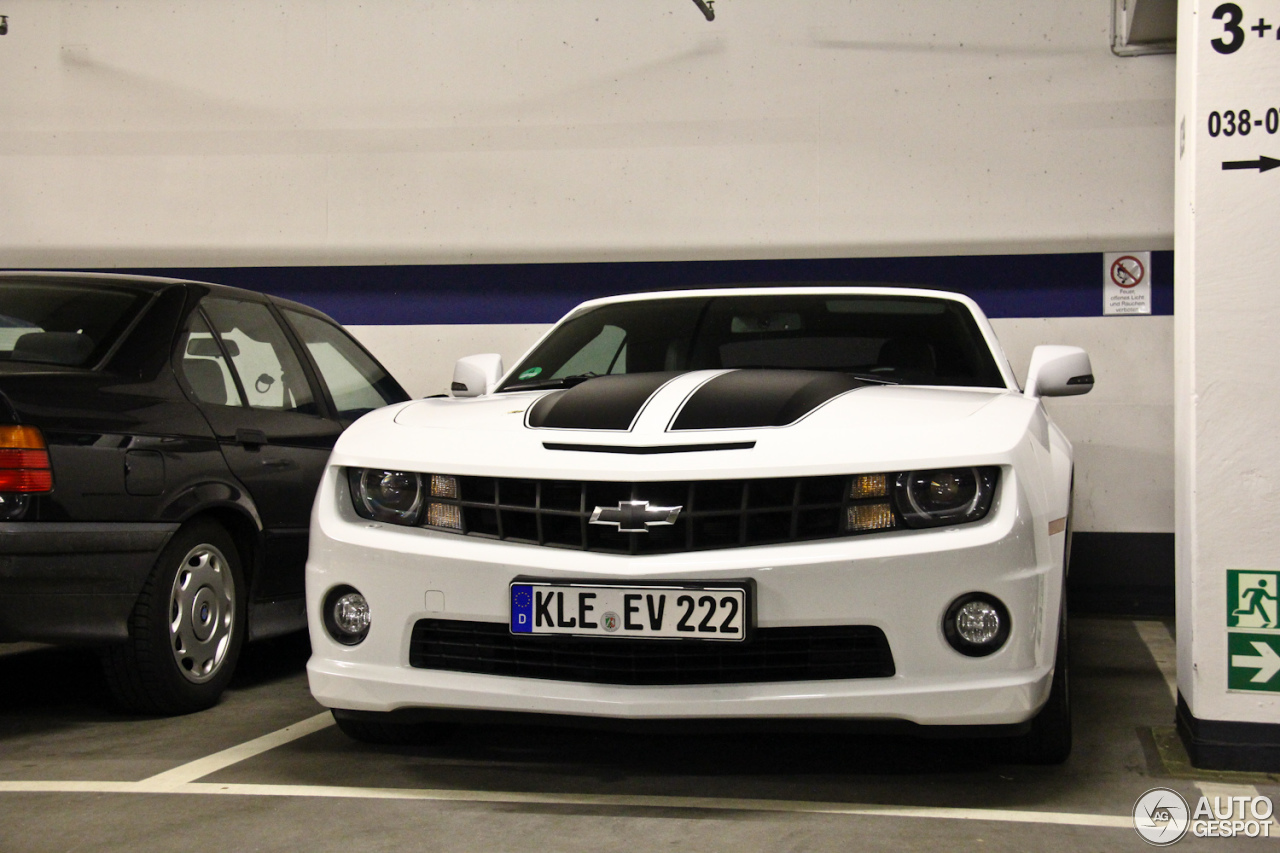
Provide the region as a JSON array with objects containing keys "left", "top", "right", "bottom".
[
  {"left": 0, "top": 777, "right": 1135, "bottom": 828},
  {"left": 139, "top": 711, "right": 335, "bottom": 790},
  {"left": 1133, "top": 619, "right": 1178, "bottom": 703},
  {"left": 0, "top": 710, "right": 1140, "bottom": 827}
]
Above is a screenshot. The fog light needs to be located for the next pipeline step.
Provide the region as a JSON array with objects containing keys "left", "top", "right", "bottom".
[
  {"left": 943, "top": 593, "right": 1010, "bottom": 657},
  {"left": 334, "top": 594, "right": 370, "bottom": 634},
  {"left": 323, "top": 586, "right": 370, "bottom": 645},
  {"left": 956, "top": 601, "right": 1000, "bottom": 644}
]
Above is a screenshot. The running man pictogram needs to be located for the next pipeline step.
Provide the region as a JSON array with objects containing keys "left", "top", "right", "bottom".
[{"left": 1232, "top": 577, "right": 1279, "bottom": 628}]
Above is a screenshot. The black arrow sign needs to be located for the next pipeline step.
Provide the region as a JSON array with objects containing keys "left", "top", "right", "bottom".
[{"left": 1222, "top": 156, "right": 1280, "bottom": 172}]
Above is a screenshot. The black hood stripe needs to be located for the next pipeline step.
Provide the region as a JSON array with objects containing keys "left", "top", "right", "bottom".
[
  {"left": 669, "top": 370, "right": 869, "bottom": 431},
  {"left": 526, "top": 372, "right": 682, "bottom": 431}
]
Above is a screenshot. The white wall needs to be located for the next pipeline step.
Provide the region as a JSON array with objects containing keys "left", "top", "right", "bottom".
[
  {"left": 1, "top": 1, "right": 1173, "bottom": 265},
  {"left": 995, "top": 316, "right": 1173, "bottom": 534},
  {"left": 347, "top": 323, "right": 551, "bottom": 399}
]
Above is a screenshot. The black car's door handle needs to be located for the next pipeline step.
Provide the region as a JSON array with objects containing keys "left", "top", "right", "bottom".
[{"left": 235, "top": 428, "right": 268, "bottom": 447}]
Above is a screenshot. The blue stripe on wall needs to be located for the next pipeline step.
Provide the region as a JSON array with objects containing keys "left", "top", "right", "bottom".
[{"left": 113, "top": 251, "right": 1173, "bottom": 326}]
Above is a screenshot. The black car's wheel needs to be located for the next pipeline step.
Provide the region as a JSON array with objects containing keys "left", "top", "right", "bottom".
[
  {"left": 332, "top": 710, "right": 454, "bottom": 745},
  {"left": 101, "top": 519, "right": 245, "bottom": 715},
  {"left": 1002, "top": 606, "right": 1072, "bottom": 765}
]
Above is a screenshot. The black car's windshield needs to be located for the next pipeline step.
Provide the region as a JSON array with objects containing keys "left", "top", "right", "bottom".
[
  {"left": 500, "top": 293, "right": 1006, "bottom": 391},
  {"left": 0, "top": 281, "right": 152, "bottom": 368}
]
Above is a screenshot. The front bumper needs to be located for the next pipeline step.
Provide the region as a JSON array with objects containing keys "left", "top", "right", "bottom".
[
  {"left": 0, "top": 521, "right": 177, "bottom": 642},
  {"left": 306, "top": 467, "right": 1064, "bottom": 728}
]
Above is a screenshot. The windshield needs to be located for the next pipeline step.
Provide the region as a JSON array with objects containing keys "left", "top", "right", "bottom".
[
  {"left": 500, "top": 293, "right": 1006, "bottom": 391},
  {"left": 0, "top": 281, "right": 152, "bottom": 368}
]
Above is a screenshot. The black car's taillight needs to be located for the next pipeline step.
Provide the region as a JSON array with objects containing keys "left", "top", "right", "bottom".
[{"left": 0, "top": 426, "right": 53, "bottom": 493}]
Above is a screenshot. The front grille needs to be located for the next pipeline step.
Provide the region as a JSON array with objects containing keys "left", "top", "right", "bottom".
[
  {"left": 409, "top": 619, "right": 895, "bottom": 685},
  {"left": 435, "top": 474, "right": 892, "bottom": 555}
]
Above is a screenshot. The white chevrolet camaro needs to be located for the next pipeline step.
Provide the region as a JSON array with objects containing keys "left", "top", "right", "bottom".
[{"left": 305, "top": 287, "right": 1093, "bottom": 763}]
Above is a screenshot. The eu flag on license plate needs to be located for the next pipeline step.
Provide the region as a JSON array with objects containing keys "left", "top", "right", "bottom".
[{"left": 510, "top": 585, "right": 533, "bottom": 633}]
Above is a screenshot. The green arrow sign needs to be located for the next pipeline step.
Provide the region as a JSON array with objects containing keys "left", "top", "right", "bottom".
[{"left": 1228, "top": 632, "right": 1280, "bottom": 692}]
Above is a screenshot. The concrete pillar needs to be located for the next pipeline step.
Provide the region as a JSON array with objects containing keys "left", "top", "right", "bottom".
[{"left": 1175, "top": 0, "right": 1280, "bottom": 770}]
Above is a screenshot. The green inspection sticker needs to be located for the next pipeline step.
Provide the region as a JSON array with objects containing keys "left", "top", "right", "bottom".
[{"left": 518, "top": 367, "right": 543, "bottom": 380}]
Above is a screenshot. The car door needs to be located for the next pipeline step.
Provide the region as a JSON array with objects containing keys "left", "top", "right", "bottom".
[
  {"left": 176, "top": 295, "right": 340, "bottom": 600},
  {"left": 276, "top": 307, "right": 408, "bottom": 426}
]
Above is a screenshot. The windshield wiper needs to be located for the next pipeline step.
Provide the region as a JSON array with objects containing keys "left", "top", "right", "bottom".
[
  {"left": 501, "top": 372, "right": 601, "bottom": 392},
  {"left": 844, "top": 372, "right": 902, "bottom": 386},
  {"left": 725, "top": 365, "right": 904, "bottom": 386}
]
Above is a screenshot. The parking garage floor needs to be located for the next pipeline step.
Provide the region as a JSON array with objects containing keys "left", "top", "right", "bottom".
[{"left": 1, "top": 617, "right": 1277, "bottom": 852}]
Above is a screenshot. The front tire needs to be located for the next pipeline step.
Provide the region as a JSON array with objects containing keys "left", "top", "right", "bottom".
[{"left": 101, "top": 519, "right": 245, "bottom": 715}]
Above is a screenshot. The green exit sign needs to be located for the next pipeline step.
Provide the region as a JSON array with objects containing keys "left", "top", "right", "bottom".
[
  {"left": 1228, "top": 633, "right": 1280, "bottom": 692},
  {"left": 1227, "top": 570, "right": 1280, "bottom": 693}
]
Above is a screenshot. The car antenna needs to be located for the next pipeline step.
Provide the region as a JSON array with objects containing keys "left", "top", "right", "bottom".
[{"left": 691, "top": 0, "right": 715, "bottom": 21}]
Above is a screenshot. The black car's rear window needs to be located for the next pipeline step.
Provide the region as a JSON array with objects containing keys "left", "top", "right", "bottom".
[
  {"left": 0, "top": 282, "right": 152, "bottom": 367},
  {"left": 501, "top": 293, "right": 1007, "bottom": 391}
]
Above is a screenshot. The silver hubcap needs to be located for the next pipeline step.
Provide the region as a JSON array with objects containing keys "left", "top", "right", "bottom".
[{"left": 168, "top": 543, "right": 235, "bottom": 684}]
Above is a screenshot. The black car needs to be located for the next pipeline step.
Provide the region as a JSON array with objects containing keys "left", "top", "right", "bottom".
[{"left": 0, "top": 272, "right": 409, "bottom": 713}]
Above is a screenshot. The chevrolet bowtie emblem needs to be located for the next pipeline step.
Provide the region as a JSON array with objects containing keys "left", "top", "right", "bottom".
[{"left": 589, "top": 500, "right": 682, "bottom": 533}]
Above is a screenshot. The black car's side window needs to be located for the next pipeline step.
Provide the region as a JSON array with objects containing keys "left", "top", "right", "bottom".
[
  {"left": 178, "top": 311, "right": 244, "bottom": 407},
  {"left": 199, "top": 298, "right": 318, "bottom": 415},
  {"left": 282, "top": 309, "right": 402, "bottom": 422}
]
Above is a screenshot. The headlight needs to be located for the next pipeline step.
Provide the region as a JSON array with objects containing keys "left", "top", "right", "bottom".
[
  {"left": 348, "top": 468, "right": 423, "bottom": 525},
  {"left": 894, "top": 466, "right": 997, "bottom": 528}
]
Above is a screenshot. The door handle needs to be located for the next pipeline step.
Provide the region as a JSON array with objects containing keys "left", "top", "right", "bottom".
[{"left": 235, "top": 428, "right": 268, "bottom": 447}]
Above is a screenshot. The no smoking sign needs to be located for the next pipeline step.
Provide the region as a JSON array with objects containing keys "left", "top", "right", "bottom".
[
  {"left": 1104, "top": 251, "right": 1152, "bottom": 315},
  {"left": 1110, "top": 255, "right": 1145, "bottom": 288}
]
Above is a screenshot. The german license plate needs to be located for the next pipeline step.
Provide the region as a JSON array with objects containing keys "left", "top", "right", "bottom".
[{"left": 510, "top": 580, "right": 749, "bottom": 641}]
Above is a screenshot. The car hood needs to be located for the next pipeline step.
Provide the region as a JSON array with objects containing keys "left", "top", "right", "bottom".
[{"left": 335, "top": 370, "right": 1042, "bottom": 480}]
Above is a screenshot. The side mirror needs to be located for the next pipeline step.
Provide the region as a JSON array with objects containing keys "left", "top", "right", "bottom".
[
  {"left": 451, "top": 353, "right": 504, "bottom": 398},
  {"left": 1024, "top": 345, "right": 1094, "bottom": 399}
]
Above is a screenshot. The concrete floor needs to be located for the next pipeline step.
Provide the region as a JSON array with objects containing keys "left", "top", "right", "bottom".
[{"left": 0, "top": 617, "right": 1276, "bottom": 852}]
